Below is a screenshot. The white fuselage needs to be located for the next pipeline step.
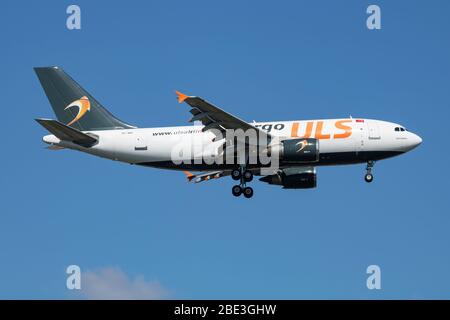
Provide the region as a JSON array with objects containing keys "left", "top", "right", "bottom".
[{"left": 43, "top": 118, "right": 422, "bottom": 171}]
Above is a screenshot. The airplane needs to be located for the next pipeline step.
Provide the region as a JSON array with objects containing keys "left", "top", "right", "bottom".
[{"left": 34, "top": 66, "right": 422, "bottom": 198}]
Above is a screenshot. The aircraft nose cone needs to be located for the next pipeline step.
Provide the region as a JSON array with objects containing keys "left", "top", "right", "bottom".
[
  {"left": 408, "top": 133, "right": 422, "bottom": 150},
  {"left": 415, "top": 134, "right": 423, "bottom": 146}
]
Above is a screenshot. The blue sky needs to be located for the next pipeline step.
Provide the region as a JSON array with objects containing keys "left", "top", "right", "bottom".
[{"left": 1, "top": 0, "right": 450, "bottom": 299}]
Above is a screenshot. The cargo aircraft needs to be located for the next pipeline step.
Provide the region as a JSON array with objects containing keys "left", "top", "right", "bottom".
[{"left": 34, "top": 67, "right": 422, "bottom": 198}]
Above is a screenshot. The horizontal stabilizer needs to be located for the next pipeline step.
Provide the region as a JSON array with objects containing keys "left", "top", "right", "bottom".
[
  {"left": 46, "top": 145, "right": 65, "bottom": 150},
  {"left": 35, "top": 118, "right": 98, "bottom": 147}
]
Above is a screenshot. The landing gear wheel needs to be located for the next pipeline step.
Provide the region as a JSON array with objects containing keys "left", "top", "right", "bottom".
[
  {"left": 365, "top": 173, "right": 374, "bottom": 183},
  {"left": 243, "top": 170, "right": 253, "bottom": 182},
  {"left": 232, "top": 185, "right": 243, "bottom": 197},
  {"left": 231, "top": 166, "right": 254, "bottom": 198},
  {"left": 231, "top": 169, "right": 241, "bottom": 181},
  {"left": 364, "top": 161, "right": 375, "bottom": 183},
  {"left": 243, "top": 187, "right": 254, "bottom": 198}
]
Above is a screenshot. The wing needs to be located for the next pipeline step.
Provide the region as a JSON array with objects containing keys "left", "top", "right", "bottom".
[
  {"left": 176, "top": 91, "right": 270, "bottom": 141},
  {"left": 183, "top": 170, "right": 230, "bottom": 183}
]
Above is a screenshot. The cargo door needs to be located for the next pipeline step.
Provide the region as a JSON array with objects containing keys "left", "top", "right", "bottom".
[
  {"left": 134, "top": 133, "right": 148, "bottom": 151},
  {"left": 367, "top": 121, "right": 381, "bottom": 140}
]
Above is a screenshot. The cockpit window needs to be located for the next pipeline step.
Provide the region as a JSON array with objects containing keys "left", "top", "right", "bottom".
[
  {"left": 395, "top": 127, "right": 400, "bottom": 132},
  {"left": 395, "top": 127, "right": 406, "bottom": 132}
]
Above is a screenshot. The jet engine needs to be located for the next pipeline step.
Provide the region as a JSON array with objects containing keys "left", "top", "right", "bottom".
[
  {"left": 259, "top": 167, "right": 317, "bottom": 189},
  {"left": 267, "top": 138, "right": 319, "bottom": 163}
]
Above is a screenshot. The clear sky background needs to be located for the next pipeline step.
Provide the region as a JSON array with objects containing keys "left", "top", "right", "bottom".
[{"left": 1, "top": 0, "right": 450, "bottom": 299}]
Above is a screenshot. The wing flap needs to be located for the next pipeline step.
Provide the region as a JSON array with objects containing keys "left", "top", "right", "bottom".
[{"left": 183, "top": 170, "right": 229, "bottom": 183}]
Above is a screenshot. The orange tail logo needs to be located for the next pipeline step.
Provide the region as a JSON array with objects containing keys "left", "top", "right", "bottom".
[{"left": 65, "top": 96, "right": 91, "bottom": 126}]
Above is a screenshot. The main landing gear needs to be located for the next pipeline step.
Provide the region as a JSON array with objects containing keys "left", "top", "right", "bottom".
[
  {"left": 364, "top": 160, "right": 375, "bottom": 183},
  {"left": 231, "top": 167, "right": 254, "bottom": 198}
]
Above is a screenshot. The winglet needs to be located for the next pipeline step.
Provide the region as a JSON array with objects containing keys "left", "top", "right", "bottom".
[
  {"left": 176, "top": 91, "right": 189, "bottom": 104},
  {"left": 183, "top": 171, "right": 195, "bottom": 182}
]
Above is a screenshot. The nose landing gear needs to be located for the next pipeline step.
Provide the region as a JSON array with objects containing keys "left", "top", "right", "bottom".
[
  {"left": 231, "top": 167, "right": 254, "bottom": 198},
  {"left": 365, "top": 161, "right": 375, "bottom": 183}
]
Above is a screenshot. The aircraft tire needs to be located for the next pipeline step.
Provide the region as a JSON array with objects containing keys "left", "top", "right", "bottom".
[
  {"left": 231, "top": 169, "right": 241, "bottom": 181},
  {"left": 365, "top": 173, "right": 374, "bottom": 183},
  {"left": 243, "top": 187, "right": 254, "bottom": 198},
  {"left": 243, "top": 170, "right": 253, "bottom": 182},
  {"left": 232, "top": 185, "right": 242, "bottom": 197}
]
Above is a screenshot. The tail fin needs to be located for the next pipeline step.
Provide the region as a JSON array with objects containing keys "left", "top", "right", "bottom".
[{"left": 34, "top": 66, "right": 135, "bottom": 131}]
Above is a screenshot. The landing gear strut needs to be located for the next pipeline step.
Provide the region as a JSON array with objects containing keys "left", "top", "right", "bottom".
[
  {"left": 364, "top": 160, "right": 375, "bottom": 183},
  {"left": 231, "top": 166, "right": 254, "bottom": 198}
]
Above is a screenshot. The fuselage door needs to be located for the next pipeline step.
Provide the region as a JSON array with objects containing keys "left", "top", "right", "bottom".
[
  {"left": 367, "top": 121, "right": 381, "bottom": 140},
  {"left": 134, "top": 133, "right": 148, "bottom": 151}
]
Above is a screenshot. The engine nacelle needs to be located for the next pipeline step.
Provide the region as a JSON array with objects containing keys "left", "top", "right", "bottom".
[
  {"left": 268, "top": 138, "right": 319, "bottom": 163},
  {"left": 259, "top": 167, "right": 317, "bottom": 189}
]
